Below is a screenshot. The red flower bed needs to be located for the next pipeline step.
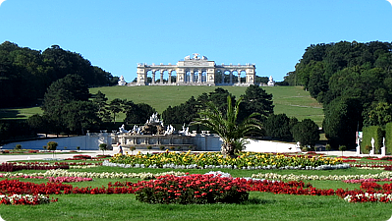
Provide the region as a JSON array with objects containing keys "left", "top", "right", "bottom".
[
  {"left": 0, "top": 163, "right": 69, "bottom": 172},
  {"left": 134, "top": 174, "right": 249, "bottom": 204}
]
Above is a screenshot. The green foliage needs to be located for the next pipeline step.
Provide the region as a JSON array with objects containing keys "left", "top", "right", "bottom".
[
  {"left": 125, "top": 103, "right": 156, "bottom": 125},
  {"left": 14, "top": 144, "right": 22, "bottom": 150},
  {"left": 385, "top": 122, "right": 392, "bottom": 155},
  {"left": 325, "top": 144, "right": 332, "bottom": 151},
  {"left": 264, "top": 114, "right": 297, "bottom": 141},
  {"left": 239, "top": 85, "right": 274, "bottom": 122},
  {"left": 294, "top": 40, "right": 392, "bottom": 148},
  {"left": 323, "top": 97, "right": 362, "bottom": 149},
  {"left": 99, "top": 143, "right": 107, "bottom": 155},
  {"left": 46, "top": 141, "right": 58, "bottom": 151},
  {"left": 192, "top": 96, "right": 263, "bottom": 156},
  {"left": 292, "top": 119, "right": 320, "bottom": 147},
  {"left": 159, "top": 146, "right": 165, "bottom": 150},
  {"left": 0, "top": 41, "right": 114, "bottom": 108},
  {"left": 363, "top": 102, "right": 392, "bottom": 128},
  {"left": 361, "top": 126, "right": 383, "bottom": 154}
]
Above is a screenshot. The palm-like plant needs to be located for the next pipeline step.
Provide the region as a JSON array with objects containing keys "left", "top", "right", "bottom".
[{"left": 192, "top": 95, "right": 263, "bottom": 157}]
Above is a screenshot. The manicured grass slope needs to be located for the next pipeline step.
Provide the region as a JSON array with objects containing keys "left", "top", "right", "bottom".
[
  {"left": 89, "top": 86, "right": 323, "bottom": 125},
  {"left": 0, "top": 86, "right": 323, "bottom": 126}
]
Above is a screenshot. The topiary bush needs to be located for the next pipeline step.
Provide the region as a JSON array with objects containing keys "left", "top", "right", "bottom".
[
  {"left": 14, "top": 144, "right": 22, "bottom": 150},
  {"left": 134, "top": 174, "right": 249, "bottom": 204}
]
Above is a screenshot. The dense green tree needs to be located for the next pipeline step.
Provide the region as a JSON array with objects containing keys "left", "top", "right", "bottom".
[
  {"left": 264, "top": 114, "right": 297, "bottom": 141},
  {"left": 61, "top": 101, "right": 101, "bottom": 134},
  {"left": 291, "top": 119, "right": 320, "bottom": 148},
  {"left": 363, "top": 102, "right": 392, "bottom": 128},
  {"left": 323, "top": 98, "right": 362, "bottom": 149},
  {"left": 192, "top": 96, "right": 263, "bottom": 156},
  {"left": 162, "top": 96, "right": 199, "bottom": 124},
  {"left": 197, "top": 88, "right": 235, "bottom": 113},
  {"left": 107, "top": 98, "right": 126, "bottom": 124},
  {"left": 125, "top": 103, "right": 156, "bottom": 125},
  {"left": 239, "top": 85, "right": 274, "bottom": 122},
  {"left": 0, "top": 41, "right": 116, "bottom": 108}
]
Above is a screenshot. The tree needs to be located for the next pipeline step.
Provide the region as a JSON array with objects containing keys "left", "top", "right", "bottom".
[
  {"left": 41, "top": 74, "right": 91, "bottom": 135},
  {"left": 197, "top": 88, "right": 235, "bottom": 114},
  {"left": 264, "top": 114, "right": 297, "bottom": 141},
  {"left": 323, "top": 98, "right": 362, "bottom": 149},
  {"left": 239, "top": 85, "right": 274, "bottom": 122},
  {"left": 47, "top": 141, "right": 58, "bottom": 158},
  {"left": 291, "top": 119, "right": 320, "bottom": 148},
  {"left": 107, "top": 98, "right": 125, "bottom": 124},
  {"left": 363, "top": 102, "right": 392, "bottom": 128},
  {"left": 125, "top": 103, "right": 156, "bottom": 124},
  {"left": 192, "top": 96, "right": 263, "bottom": 157},
  {"left": 162, "top": 96, "right": 199, "bottom": 125},
  {"left": 99, "top": 143, "right": 107, "bottom": 155},
  {"left": 62, "top": 101, "right": 101, "bottom": 134}
]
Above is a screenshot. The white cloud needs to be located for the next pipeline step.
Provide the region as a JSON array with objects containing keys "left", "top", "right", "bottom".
[
  {"left": 0, "top": 0, "right": 6, "bottom": 7},
  {"left": 387, "top": 0, "right": 392, "bottom": 7}
]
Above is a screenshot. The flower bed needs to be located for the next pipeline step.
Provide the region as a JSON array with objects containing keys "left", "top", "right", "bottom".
[
  {"left": 134, "top": 174, "right": 249, "bottom": 204},
  {"left": 0, "top": 169, "right": 187, "bottom": 180},
  {"left": 252, "top": 171, "right": 392, "bottom": 181},
  {"left": 0, "top": 194, "right": 56, "bottom": 205},
  {"left": 108, "top": 151, "right": 344, "bottom": 169},
  {"left": 0, "top": 163, "right": 69, "bottom": 172}
]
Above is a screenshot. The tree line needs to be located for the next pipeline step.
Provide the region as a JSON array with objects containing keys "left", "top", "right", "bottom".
[
  {"left": 283, "top": 40, "right": 392, "bottom": 148},
  {"left": 0, "top": 41, "right": 118, "bottom": 108}
]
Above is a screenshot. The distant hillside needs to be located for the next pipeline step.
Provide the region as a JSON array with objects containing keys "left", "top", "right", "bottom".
[{"left": 89, "top": 86, "right": 323, "bottom": 126}]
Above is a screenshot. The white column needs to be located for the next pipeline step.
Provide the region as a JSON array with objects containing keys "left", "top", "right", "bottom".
[
  {"left": 168, "top": 71, "right": 172, "bottom": 84},
  {"left": 229, "top": 71, "right": 233, "bottom": 84},
  {"left": 151, "top": 71, "right": 156, "bottom": 85},
  {"left": 160, "top": 70, "right": 164, "bottom": 84},
  {"left": 237, "top": 71, "right": 241, "bottom": 84},
  {"left": 222, "top": 72, "right": 225, "bottom": 84},
  {"left": 198, "top": 70, "right": 202, "bottom": 83},
  {"left": 190, "top": 71, "right": 194, "bottom": 83}
]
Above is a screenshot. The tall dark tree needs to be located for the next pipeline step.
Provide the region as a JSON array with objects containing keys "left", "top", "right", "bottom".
[
  {"left": 323, "top": 97, "right": 362, "bottom": 149},
  {"left": 264, "top": 114, "right": 297, "bottom": 141},
  {"left": 239, "top": 85, "right": 274, "bottom": 122},
  {"left": 292, "top": 119, "right": 320, "bottom": 148},
  {"left": 61, "top": 101, "right": 101, "bottom": 134},
  {"left": 125, "top": 103, "right": 156, "bottom": 125}
]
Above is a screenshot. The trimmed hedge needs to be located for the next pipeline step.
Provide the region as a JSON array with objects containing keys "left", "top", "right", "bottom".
[
  {"left": 361, "top": 126, "right": 383, "bottom": 154},
  {"left": 385, "top": 122, "right": 392, "bottom": 155}
]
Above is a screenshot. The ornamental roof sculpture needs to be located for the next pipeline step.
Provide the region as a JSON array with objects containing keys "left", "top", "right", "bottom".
[{"left": 184, "top": 53, "right": 208, "bottom": 61}]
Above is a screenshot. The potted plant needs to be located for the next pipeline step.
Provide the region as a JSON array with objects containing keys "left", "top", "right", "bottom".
[{"left": 99, "top": 143, "right": 107, "bottom": 155}]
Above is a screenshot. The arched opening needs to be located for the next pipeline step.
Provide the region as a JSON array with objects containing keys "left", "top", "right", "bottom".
[
  {"left": 146, "top": 70, "right": 153, "bottom": 85},
  {"left": 170, "top": 71, "right": 177, "bottom": 84},
  {"left": 239, "top": 70, "right": 247, "bottom": 84}
]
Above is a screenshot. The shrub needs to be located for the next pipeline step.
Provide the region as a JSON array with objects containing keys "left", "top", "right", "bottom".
[
  {"left": 130, "top": 146, "right": 136, "bottom": 152},
  {"left": 134, "top": 174, "right": 249, "bottom": 204},
  {"left": 47, "top": 141, "right": 58, "bottom": 157},
  {"left": 170, "top": 146, "right": 175, "bottom": 151},
  {"left": 159, "top": 146, "right": 165, "bottom": 151},
  {"left": 76, "top": 146, "right": 80, "bottom": 151},
  {"left": 14, "top": 144, "right": 22, "bottom": 150},
  {"left": 99, "top": 143, "right": 108, "bottom": 155}
]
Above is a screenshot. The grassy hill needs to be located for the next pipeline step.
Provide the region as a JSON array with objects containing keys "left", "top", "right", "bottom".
[{"left": 0, "top": 86, "right": 324, "bottom": 126}]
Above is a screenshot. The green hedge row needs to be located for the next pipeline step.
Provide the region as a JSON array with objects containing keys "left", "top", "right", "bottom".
[
  {"left": 361, "top": 126, "right": 383, "bottom": 154},
  {"left": 385, "top": 122, "right": 392, "bottom": 155}
]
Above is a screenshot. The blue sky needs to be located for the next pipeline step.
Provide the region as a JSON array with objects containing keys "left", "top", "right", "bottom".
[{"left": 0, "top": 0, "right": 391, "bottom": 82}]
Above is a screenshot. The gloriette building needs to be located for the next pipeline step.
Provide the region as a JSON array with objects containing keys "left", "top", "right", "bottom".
[{"left": 134, "top": 53, "right": 256, "bottom": 86}]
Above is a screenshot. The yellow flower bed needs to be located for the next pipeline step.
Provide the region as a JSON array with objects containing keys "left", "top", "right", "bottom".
[{"left": 109, "top": 150, "right": 343, "bottom": 168}]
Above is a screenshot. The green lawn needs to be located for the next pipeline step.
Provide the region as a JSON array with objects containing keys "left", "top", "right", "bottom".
[
  {"left": 0, "top": 165, "right": 391, "bottom": 221},
  {"left": 0, "top": 86, "right": 324, "bottom": 126}
]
